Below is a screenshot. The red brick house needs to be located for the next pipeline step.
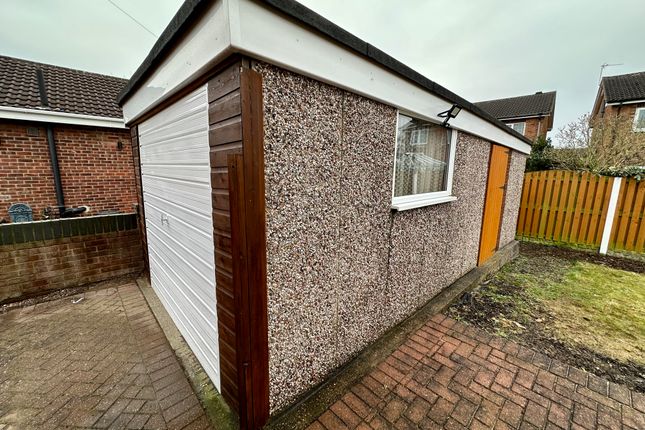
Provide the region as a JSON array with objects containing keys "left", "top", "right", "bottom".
[
  {"left": 475, "top": 91, "right": 557, "bottom": 141},
  {"left": 592, "top": 71, "right": 645, "bottom": 133},
  {"left": 0, "top": 55, "right": 137, "bottom": 222}
]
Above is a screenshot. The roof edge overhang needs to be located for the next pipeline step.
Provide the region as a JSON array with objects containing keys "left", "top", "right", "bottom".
[
  {"left": 606, "top": 98, "right": 645, "bottom": 106},
  {"left": 498, "top": 114, "right": 550, "bottom": 121},
  {"left": 591, "top": 84, "right": 605, "bottom": 119},
  {"left": 119, "top": 0, "right": 531, "bottom": 153},
  {"left": 0, "top": 106, "right": 126, "bottom": 129}
]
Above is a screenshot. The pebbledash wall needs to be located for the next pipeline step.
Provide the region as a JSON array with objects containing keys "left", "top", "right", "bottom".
[
  {"left": 256, "top": 63, "right": 526, "bottom": 412},
  {"left": 0, "top": 121, "right": 136, "bottom": 222},
  {"left": 0, "top": 214, "right": 144, "bottom": 303}
]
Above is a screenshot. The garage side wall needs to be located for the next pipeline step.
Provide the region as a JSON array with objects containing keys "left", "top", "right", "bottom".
[
  {"left": 388, "top": 134, "right": 490, "bottom": 324},
  {"left": 499, "top": 152, "right": 528, "bottom": 247},
  {"left": 256, "top": 62, "right": 496, "bottom": 412}
]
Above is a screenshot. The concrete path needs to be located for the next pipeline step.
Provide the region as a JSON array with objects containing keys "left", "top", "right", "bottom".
[
  {"left": 0, "top": 282, "right": 210, "bottom": 430},
  {"left": 308, "top": 314, "right": 645, "bottom": 430}
]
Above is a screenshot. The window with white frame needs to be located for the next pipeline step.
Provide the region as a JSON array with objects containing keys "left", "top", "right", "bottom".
[
  {"left": 392, "top": 113, "right": 457, "bottom": 210},
  {"left": 506, "top": 121, "right": 526, "bottom": 135},
  {"left": 410, "top": 127, "right": 429, "bottom": 145},
  {"left": 633, "top": 107, "right": 645, "bottom": 132}
]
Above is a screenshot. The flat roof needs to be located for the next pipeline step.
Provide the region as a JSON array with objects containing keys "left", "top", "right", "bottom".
[{"left": 118, "top": 0, "right": 531, "bottom": 146}]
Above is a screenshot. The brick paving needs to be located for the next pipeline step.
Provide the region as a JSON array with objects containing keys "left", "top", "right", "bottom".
[
  {"left": 0, "top": 282, "right": 210, "bottom": 429},
  {"left": 308, "top": 314, "right": 645, "bottom": 430}
]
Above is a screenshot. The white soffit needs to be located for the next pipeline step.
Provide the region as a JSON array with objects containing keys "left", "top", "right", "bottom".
[{"left": 123, "top": 0, "right": 531, "bottom": 154}]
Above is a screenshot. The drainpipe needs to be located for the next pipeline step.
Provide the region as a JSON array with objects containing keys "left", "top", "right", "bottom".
[
  {"left": 37, "top": 67, "right": 65, "bottom": 217},
  {"left": 46, "top": 125, "right": 65, "bottom": 216}
]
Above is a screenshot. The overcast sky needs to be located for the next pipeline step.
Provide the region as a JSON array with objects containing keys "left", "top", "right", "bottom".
[{"left": 1, "top": 0, "right": 644, "bottom": 143}]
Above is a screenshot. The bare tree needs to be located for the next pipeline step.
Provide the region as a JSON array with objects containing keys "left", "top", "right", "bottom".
[{"left": 552, "top": 113, "right": 645, "bottom": 171}]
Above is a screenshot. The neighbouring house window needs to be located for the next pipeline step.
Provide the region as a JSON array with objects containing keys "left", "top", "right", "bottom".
[
  {"left": 633, "top": 108, "right": 645, "bottom": 132},
  {"left": 392, "top": 113, "right": 457, "bottom": 210},
  {"left": 506, "top": 122, "right": 526, "bottom": 135}
]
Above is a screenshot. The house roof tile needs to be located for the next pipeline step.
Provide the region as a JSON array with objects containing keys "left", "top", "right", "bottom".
[
  {"left": 475, "top": 91, "right": 556, "bottom": 120},
  {"left": 602, "top": 71, "right": 645, "bottom": 104},
  {"left": 0, "top": 55, "right": 127, "bottom": 119}
]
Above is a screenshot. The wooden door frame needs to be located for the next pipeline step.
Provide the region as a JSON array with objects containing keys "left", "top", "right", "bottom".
[{"left": 478, "top": 144, "right": 512, "bottom": 265}]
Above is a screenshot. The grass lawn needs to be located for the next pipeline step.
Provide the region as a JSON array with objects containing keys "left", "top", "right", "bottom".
[
  {"left": 447, "top": 242, "right": 645, "bottom": 391},
  {"left": 500, "top": 256, "right": 644, "bottom": 364}
]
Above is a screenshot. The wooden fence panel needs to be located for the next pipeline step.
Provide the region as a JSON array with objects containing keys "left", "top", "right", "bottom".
[
  {"left": 586, "top": 176, "right": 612, "bottom": 246},
  {"left": 551, "top": 170, "right": 570, "bottom": 241},
  {"left": 516, "top": 170, "right": 643, "bottom": 253},
  {"left": 516, "top": 172, "right": 532, "bottom": 235},
  {"left": 610, "top": 178, "right": 645, "bottom": 253}
]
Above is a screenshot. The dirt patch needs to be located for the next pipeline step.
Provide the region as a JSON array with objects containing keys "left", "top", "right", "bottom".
[
  {"left": 447, "top": 242, "right": 645, "bottom": 392},
  {"left": 521, "top": 241, "right": 645, "bottom": 273}
]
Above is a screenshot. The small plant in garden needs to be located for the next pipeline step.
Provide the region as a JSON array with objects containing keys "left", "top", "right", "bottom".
[{"left": 525, "top": 136, "right": 554, "bottom": 172}]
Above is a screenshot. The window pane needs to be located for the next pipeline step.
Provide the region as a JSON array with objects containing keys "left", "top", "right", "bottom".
[
  {"left": 508, "top": 122, "right": 525, "bottom": 134},
  {"left": 635, "top": 109, "right": 645, "bottom": 130},
  {"left": 394, "top": 114, "right": 451, "bottom": 197}
]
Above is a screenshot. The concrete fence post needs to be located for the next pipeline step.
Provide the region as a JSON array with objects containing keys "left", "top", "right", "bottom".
[{"left": 599, "top": 177, "right": 622, "bottom": 255}]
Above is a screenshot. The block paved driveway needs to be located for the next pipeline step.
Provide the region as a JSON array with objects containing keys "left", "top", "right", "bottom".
[
  {"left": 309, "top": 314, "right": 645, "bottom": 430},
  {"left": 0, "top": 282, "right": 210, "bottom": 429}
]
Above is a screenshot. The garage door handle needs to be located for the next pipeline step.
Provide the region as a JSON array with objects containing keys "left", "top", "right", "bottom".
[{"left": 161, "top": 213, "right": 170, "bottom": 226}]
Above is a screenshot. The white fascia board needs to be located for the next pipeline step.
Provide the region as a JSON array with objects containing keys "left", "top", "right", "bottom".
[
  {"left": 497, "top": 115, "right": 545, "bottom": 121},
  {"left": 123, "top": 0, "right": 530, "bottom": 154},
  {"left": 606, "top": 99, "right": 645, "bottom": 106},
  {"left": 122, "top": 0, "right": 232, "bottom": 124},
  {"left": 232, "top": 0, "right": 531, "bottom": 154},
  {"left": 0, "top": 106, "right": 125, "bottom": 129}
]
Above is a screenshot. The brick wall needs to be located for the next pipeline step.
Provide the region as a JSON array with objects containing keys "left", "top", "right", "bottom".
[
  {"left": 602, "top": 102, "right": 645, "bottom": 122},
  {"left": 596, "top": 102, "right": 645, "bottom": 165},
  {"left": 523, "top": 117, "right": 549, "bottom": 141},
  {"left": 0, "top": 120, "right": 136, "bottom": 222},
  {"left": 502, "top": 117, "right": 549, "bottom": 141},
  {"left": 0, "top": 214, "right": 144, "bottom": 303}
]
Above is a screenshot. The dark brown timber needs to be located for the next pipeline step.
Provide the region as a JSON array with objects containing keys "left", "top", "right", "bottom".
[
  {"left": 208, "top": 61, "right": 244, "bottom": 413},
  {"left": 129, "top": 125, "right": 149, "bottom": 277},
  {"left": 239, "top": 66, "right": 269, "bottom": 429},
  {"left": 209, "top": 61, "right": 269, "bottom": 429}
]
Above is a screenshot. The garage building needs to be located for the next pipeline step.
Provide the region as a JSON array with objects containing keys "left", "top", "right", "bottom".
[{"left": 117, "top": 0, "right": 531, "bottom": 428}]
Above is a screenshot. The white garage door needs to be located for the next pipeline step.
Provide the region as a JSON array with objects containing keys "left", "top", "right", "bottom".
[{"left": 139, "top": 85, "right": 220, "bottom": 390}]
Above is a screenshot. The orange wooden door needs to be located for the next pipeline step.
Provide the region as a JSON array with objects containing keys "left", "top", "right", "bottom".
[{"left": 478, "top": 144, "right": 511, "bottom": 265}]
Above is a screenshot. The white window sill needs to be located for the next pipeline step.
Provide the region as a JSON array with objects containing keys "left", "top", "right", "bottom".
[{"left": 391, "top": 195, "right": 458, "bottom": 211}]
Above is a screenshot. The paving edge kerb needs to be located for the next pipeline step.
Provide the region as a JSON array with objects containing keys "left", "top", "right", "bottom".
[
  {"left": 265, "top": 240, "right": 520, "bottom": 430},
  {"left": 136, "top": 277, "right": 239, "bottom": 430}
]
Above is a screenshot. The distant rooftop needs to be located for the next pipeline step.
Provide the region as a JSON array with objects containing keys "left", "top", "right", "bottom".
[
  {"left": 0, "top": 55, "right": 127, "bottom": 119},
  {"left": 602, "top": 71, "right": 645, "bottom": 104},
  {"left": 475, "top": 91, "right": 557, "bottom": 120}
]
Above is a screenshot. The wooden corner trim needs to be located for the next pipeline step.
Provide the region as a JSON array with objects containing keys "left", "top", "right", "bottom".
[{"left": 230, "top": 66, "right": 269, "bottom": 429}]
